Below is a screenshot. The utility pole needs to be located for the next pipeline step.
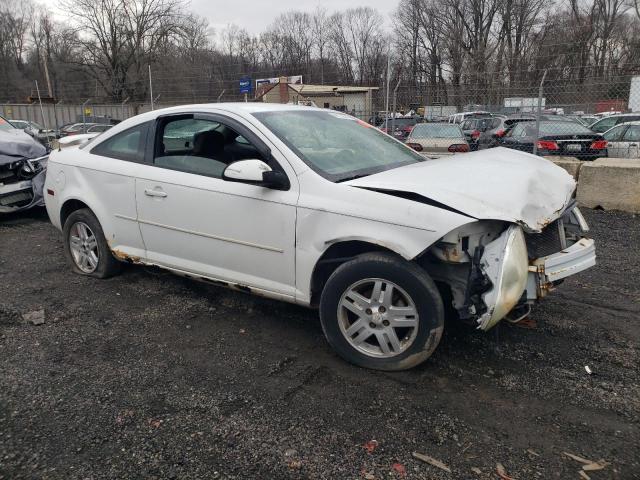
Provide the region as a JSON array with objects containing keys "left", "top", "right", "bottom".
[
  {"left": 34, "top": 81, "right": 48, "bottom": 131},
  {"left": 42, "top": 48, "right": 58, "bottom": 131},
  {"left": 42, "top": 54, "right": 53, "bottom": 98}
]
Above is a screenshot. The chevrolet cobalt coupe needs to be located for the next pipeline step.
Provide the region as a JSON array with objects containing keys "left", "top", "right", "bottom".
[{"left": 44, "top": 104, "right": 596, "bottom": 371}]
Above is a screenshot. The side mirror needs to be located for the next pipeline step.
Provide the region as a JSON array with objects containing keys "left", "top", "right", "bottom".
[{"left": 222, "top": 159, "right": 289, "bottom": 190}]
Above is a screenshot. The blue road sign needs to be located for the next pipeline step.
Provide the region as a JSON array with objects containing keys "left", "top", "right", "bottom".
[{"left": 239, "top": 76, "right": 252, "bottom": 94}]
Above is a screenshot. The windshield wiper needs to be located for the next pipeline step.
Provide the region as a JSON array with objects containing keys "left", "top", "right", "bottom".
[{"left": 336, "top": 173, "right": 371, "bottom": 183}]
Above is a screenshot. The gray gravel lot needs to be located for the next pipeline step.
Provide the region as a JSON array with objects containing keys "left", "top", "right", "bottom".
[{"left": 1, "top": 208, "right": 639, "bottom": 479}]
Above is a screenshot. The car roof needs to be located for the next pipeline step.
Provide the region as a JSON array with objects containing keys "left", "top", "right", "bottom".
[{"left": 76, "top": 103, "right": 357, "bottom": 149}]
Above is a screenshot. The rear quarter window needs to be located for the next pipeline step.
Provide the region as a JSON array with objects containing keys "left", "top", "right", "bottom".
[{"left": 90, "top": 122, "right": 149, "bottom": 162}]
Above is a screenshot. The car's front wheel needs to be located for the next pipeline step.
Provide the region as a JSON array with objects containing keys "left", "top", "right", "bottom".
[
  {"left": 319, "top": 253, "right": 444, "bottom": 371},
  {"left": 63, "top": 208, "right": 121, "bottom": 278}
]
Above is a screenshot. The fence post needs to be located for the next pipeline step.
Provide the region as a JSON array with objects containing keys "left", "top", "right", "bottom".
[
  {"left": 391, "top": 78, "right": 401, "bottom": 135},
  {"left": 148, "top": 65, "right": 154, "bottom": 111},
  {"left": 532, "top": 69, "right": 548, "bottom": 156},
  {"left": 385, "top": 49, "right": 391, "bottom": 126},
  {"left": 82, "top": 98, "right": 91, "bottom": 133}
]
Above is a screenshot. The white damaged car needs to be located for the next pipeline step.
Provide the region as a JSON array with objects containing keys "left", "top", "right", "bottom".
[{"left": 44, "top": 104, "right": 595, "bottom": 370}]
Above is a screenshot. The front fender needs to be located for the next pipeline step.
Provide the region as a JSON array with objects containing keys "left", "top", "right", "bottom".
[{"left": 294, "top": 206, "right": 472, "bottom": 304}]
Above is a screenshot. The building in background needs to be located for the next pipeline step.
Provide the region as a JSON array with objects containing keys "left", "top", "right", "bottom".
[{"left": 255, "top": 77, "right": 378, "bottom": 118}]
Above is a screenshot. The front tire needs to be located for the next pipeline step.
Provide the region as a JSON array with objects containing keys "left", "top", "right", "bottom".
[
  {"left": 63, "top": 208, "right": 121, "bottom": 278},
  {"left": 319, "top": 253, "right": 444, "bottom": 371}
]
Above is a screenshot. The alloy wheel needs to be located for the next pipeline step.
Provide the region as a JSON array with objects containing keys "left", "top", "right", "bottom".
[
  {"left": 69, "top": 221, "right": 99, "bottom": 273},
  {"left": 337, "top": 278, "right": 419, "bottom": 358}
]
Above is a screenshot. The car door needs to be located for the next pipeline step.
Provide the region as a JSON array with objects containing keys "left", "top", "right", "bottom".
[
  {"left": 602, "top": 125, "right": 627, "bottom": 157},
  {"left": 81, "top": 121, "right": 150, "bottom": 259},
  {"left": 620, "top": 125, "right": 640, "bottom": 158},
  {"left": 134, "top": 112, "right": 298, "bottom": 299}
]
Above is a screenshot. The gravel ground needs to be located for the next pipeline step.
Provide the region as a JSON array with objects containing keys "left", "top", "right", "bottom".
[{"left": 1, "top": 208, "right": 638, "bottom": 480}]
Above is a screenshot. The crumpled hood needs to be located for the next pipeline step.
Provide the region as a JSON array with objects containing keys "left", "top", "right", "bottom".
[
  {"left": 0, "top": 129, "right": 47, "bottom": 165},
  {"left": 345, "top": 147, "right": 575, "bottom": 232}
]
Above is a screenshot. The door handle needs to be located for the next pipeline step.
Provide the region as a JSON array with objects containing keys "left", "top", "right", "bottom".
[
  {"left": 144, "top": 188, "right": 167, "bottom": 198},
  {"left": 630, "top": 143, "right": 638, "bottom": 147}
]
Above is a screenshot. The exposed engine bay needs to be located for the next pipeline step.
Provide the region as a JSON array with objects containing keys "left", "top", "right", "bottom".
[{"left": 419, "top": 203, "right": 594, "bottom": 330}]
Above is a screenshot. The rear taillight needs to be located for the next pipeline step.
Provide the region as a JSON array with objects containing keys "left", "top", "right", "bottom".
[
  {"left": 406, "top": 142, "right": 423, "bottom": 152},
  {"left": 403, "top": 126, "right": 414, "bottom": 133},
  {"left": 495, "top": 129, "right": 505, "bottom": 137},
  {"left": 471, "top": 130, "right": 481, "bottom": 139},
  {"left": 536, "top": 140, "right": 559, "bottom": 151},
  {"left": 590, "top": 140, "right": 607, "bottom": 150},
  {"left": 448, "top": 144, "right": 470, "bottom": 153}
]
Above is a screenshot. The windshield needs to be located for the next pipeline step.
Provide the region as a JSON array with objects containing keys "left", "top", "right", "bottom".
[
  {"left": 254, "top": 110, "right": 425, "bottom": 182},
  {"left": 526, "top": 122, "right": 594, "bottom": 136},
  {"left": 410, "top": 123, "right": 462, "bottom": 138}
]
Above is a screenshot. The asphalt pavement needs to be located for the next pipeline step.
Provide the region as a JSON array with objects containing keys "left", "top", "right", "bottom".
[{"left": 1, "top": 208, "right": 638, "bottom": 479}]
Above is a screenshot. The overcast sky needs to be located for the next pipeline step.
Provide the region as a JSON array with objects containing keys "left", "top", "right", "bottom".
[
  {"left": 44, "top": 0, "right": 396, "bottom": 37},
  {"left": 190, "top": 0, "right": 395, "bottom": 34}
]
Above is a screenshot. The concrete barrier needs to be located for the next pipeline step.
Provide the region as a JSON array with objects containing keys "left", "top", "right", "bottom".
[
  {"left": 576, "top": 159, "right": 640, "bottom": 213},
  {"left": 546, "top": 157, "right": 583, "bottom": 180}
]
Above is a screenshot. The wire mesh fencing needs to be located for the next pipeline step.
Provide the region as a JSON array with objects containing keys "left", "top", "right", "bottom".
[{"left": 3, "top": 71, "right": 639, "bottom": 159}]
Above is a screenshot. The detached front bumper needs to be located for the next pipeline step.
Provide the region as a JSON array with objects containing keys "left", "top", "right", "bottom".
[
  {"left": 476, "top": 208, "right": 596, "bottom": 330},
  {"left": 526, "top": 237, "right": 596, "bottom": 300}
]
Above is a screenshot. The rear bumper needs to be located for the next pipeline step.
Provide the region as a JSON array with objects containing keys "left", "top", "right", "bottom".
[
  {"left": 525, "top": 237, "right": 596, "bottom": 300},
  {"left": 541, "top": 150, "right": 607, "bottom": 160}
]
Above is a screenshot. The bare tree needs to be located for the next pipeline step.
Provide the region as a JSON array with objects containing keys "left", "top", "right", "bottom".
[{"left": 60, "top": 0, "right": 184, "bottom": 101}]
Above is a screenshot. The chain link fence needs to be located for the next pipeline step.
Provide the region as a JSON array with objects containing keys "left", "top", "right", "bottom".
[
  {"left": 375, "top": 73, "right": 640, "bottom": 159},
  {"left": 3, "top": 73, "right": 639, "bottom": 159}
]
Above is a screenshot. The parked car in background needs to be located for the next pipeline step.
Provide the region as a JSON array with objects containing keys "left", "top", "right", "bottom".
[
  {"left": 460, "top": 116, "right": 502, "bottom": 150},
  {"left": 0, "top": 115, "right": 48, "bottom": 214},
  {"left": 589, "top": 113, "right": 640, "bottom": 133},
  {"left": 448, "top": 111, "right": 490, "bottom": 124},
  {"left": 602, "top": 121, "right": 640, "bottom": 158},
  {"left": 44, "top": 103, "right": 596, "bottom": 371},
  {"left": 86, "top": 124, "right": 113, "bottom": 134},
  {"left": 58, "top": 123, "right": 99, "bottom": 137},
  {"left": 499, "top": 120, "right": 608, "bottom": 160},
  {"left": 9, "top": 119, "right": 57, "bottom": 145},
  {"left": 405, "top": 123, "right": 469, "bottom": 155},
  {"left": 568, "top": 115, "right": 599, "bottom": 126},
  {"left": 377, "top": 117, "right": 419, "bottom": 141}
]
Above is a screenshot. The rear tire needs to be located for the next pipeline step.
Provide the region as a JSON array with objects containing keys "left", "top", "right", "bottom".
[
  {"left": 63, "top": 208, "right": 121, "bottom": 279},
  {"left": 319, "top": 252, "right": 444, "bottom": 371}
]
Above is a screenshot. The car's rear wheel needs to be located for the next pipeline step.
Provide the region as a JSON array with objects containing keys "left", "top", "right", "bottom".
[
  {"left": 319, "top": 252, "right": 444, "bottom": 371},
  {"left": 63, "top": 209, "right": 121, "bottom": 278}
]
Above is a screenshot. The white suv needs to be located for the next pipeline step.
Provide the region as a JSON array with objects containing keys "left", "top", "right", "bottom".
[{"left": 44, "top": 104, "right": 596, "bottom": 370}]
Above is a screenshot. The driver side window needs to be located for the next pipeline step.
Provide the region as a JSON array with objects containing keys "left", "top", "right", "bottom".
[{"left": 153, "top": 116, "right": 266, "bottom": 179}]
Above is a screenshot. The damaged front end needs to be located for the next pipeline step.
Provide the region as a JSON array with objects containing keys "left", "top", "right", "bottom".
[
  {"left": 419, "top": 204, "right": 595, "bottom": 330},
  {"left": 0, "top": 131, "right": 49, "bottom": 214},
  {"left": 0, "top": 156, "right": 48, "bottom": 213}
]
